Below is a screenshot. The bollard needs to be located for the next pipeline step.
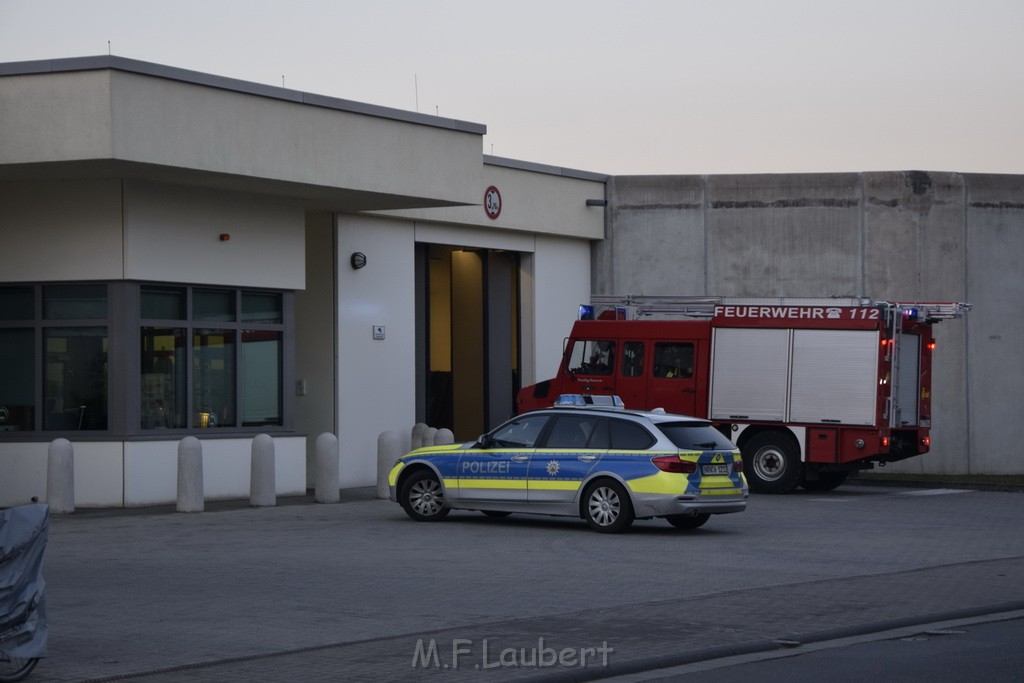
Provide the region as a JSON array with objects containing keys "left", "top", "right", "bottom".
[
  {"left": 177, "top": 436, "right": 204, "bottom": 512},
  {"left": 423, "top": 427, "right": 437, "bottom": 447},
  {"left": 314, "top": 432, "right": 340, "bottom": 503},
  {"left": 411, "top": 423, "right": 428, "bottom": 450},
  {"left": 250, "top": 434, "right": 276, "bottom": 507},
  {"left": 434, "top": 428, "right": 455, "bottom": 446},
  {"left": 377, "top": 431, "right": 402, "bottom": 499},
  {"left": 46, "top": 438, "right": 75, "bottom": 514}
]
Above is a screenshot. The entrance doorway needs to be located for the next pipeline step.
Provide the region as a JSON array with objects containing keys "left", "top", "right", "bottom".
[{"left": 416, "top": 245, "right": 520, "bottom": 440}]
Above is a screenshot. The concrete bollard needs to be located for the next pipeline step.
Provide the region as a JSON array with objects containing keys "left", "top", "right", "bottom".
[
  {"left": 177, "top": 436, "right": 204, "bottom": 512},
  {"left": 423, "top": 427, "right": 437, "bottom": 447},
  {"left": 250, "top": 434, "right": 276, "bottom": 507},
  {"left": 411, "top": 422, "right": 428, "bottom": 450},
  {"left": 434, "top": 428, "right": 455, "bottom": 446},
  {"left": 377, "top": 431, "right": 401, "bottom": 499},
  {"left": 46, "top": 438, "right": 75, "bottom": 514},
  {"left": 314, "top": 432, "right": 340, "bottom": 503}
]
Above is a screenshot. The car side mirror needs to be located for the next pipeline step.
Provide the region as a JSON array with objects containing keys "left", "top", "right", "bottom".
[{"left": 476, "top": 434, "right": 493, "bottom": 449}]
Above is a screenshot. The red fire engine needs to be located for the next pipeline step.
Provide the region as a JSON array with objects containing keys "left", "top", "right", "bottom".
[{"left": 517, "top": 296, "right": 970, "bottom": 493}]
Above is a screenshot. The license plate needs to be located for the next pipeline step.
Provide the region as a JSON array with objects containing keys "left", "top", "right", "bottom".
[{"left": 701, "top": 463, "right": 730, "bottom": 476}]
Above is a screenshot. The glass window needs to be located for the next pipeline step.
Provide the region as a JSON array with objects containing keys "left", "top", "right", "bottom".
[
  {"left": 141, "top": 286, "right": 186, "bottom": 320},
  {"left": 242, "top": 292, "right": 282, "bottom": 324},
  {"left": 609, "top": 419, "right": 654, "bottom": 450},
  {"left": 545, "top": 415, "right": 605, "bottom": 449},
  {"left": 141, "top": 327, "right": 187, "bottom": 428},
  {"left": 622, "top": 341, "right": 644, "bottom": 377},
  {"left": 653, "top": 342, "right": 694, "bottom": 378},
  {"left": 488, "top": 414, "right": 550, "bottom": 448},
  {"left": 565, "top": 339, "right": 615, "bottom": 375},
  {"left": 43, "top": 284, "right": 107, "bottom": 320},
  {"left": 0, "top": 287, "right": 34, "bottom": 320},
  {"left": 193, "top": 289, "right": 235, "bottom": 322},
  {"left": 659, "top": 422, "right": 736, "bottom": 450},
  {"left": 194, "top": 329, "right": 235, "bottom": 428},
  {"left": 0, "top": 329, "right": 34, "bottom": 431},
  {"left": 242, "top": 330, "right": 281, "bottom": 426},
  {"left": 43, "top": 326, "right": 108, "bottom": 430}
]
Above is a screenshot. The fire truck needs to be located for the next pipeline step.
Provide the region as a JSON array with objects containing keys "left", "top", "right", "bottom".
[{"left": 516, "top": 295, "right": 970, "bottom": 493}]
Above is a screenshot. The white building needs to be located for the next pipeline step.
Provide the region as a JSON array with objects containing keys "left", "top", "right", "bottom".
[{"left": 0, "top": 56, "right": 606, "bottom": 507}]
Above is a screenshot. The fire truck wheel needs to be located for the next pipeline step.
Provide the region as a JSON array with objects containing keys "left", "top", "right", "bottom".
[
  {"left": 800, "top": 471, "right": 849, "bottom": 491},
  {"left": 743, "top": 432, "right": 802, "bottom": 494}
]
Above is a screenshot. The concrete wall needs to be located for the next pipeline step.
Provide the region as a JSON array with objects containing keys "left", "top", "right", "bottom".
[
  {"left": 0, "top": 178, "right": 305, "bottom": 289},
  {"left": 0, "top": 179, "right": 124, "bottom": 281},
  {"left": 335, "top": 215, "right": 418, "bottom": 487},
  {"left": 598, "top": 171, "right": 1023, "bottom": 475},
  {"left": 1, "top": 65, "right": 484, "bottom": 207},
  {"left": 123, "top": 180, "right": 305, "bottom": 289},
  {"left": 0, "top": 437, "right": 305, "bottom": 507}
]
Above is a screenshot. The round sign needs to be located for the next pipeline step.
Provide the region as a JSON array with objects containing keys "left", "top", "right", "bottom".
[{"left": 484, "top": 186, "right": 502, "bottom": 219}]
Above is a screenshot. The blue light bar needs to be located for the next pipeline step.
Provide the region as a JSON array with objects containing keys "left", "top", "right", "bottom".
[
  {"left": 579, "top": 305, "right": 595, "bottom": 320},
  {"left": 554, "top": 394, "right": 625, "bottom": 408}
]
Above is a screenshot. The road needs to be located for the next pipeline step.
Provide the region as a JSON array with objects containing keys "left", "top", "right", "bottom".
[{"left": 29, "top": 483, "right": 1024, "bottom": 681}]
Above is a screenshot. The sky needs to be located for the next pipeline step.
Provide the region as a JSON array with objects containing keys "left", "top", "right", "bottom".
[{"left": 2, "top": 0, "right": 1022, "bottom": 176}]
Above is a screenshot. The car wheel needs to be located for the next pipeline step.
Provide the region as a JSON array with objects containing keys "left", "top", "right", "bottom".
[
  {"left": 480, "top": 510, "right": 512, "bottom": 518},
  {"left": 399, "top": 469, "right": 450, "bottom": 522},
  {"left": 582, "top": 479, "right": 634, "bottom": 533},
  {"left": 743, "top": 432, "right": 802, "bottom": 494},
  {"left": 800, "top": 471, "right": 849, "bottom": 491},
  {"left": 665, "top": 513, "right": 710, "bottom": 530}
]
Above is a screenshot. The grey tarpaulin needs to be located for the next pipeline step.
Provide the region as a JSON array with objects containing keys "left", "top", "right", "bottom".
[{"left": 0, "top": 504, "right": 48, "bottom": 659}]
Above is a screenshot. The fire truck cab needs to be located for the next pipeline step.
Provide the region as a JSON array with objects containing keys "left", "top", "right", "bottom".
[{"left": 517, "top": 296, "right": 970, "bottom": 493}]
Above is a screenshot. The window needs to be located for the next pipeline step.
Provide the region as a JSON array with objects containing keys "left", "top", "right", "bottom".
[
  {"left": 0, "top": 282, "right": 291, "bottom": 437},
  {"left": 140, "top": 285, "right": 285, "bottom": 431},
  {"left": 565, "top": 339, "right": 615, "bottom": 375},
  {"left": 489, "top": 415, "right": 550, "bottom": 448},
  {"left": 622, "top": 341, "right": 644, "bottom": 377},
  {"left": 658, "top": 422, "right": 735, "bottom": 450},
  {"left": 653, "top": 342, "right": 694, "bottom": 378},
  {"left": 608, "top": 419, "right": 655, "bottom": 450},
  {"left": 545, "top": 415, "right": 605, "bottom": 449}
]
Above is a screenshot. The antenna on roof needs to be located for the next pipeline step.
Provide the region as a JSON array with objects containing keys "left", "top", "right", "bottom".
[
  {"left": 107, "top": 41, "right": 111, "bottom": 55},
  {"left": 414, "top": 74, "right": 419, "bottom": 112}
]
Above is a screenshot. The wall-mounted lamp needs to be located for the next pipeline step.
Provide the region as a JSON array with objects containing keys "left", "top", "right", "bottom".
[
  {"left": 219, "top": 233, "right": 231, "bottom": 241},
  {"left": 350, "top": 252, "right": 367, "bottom": 269},
  {"left": 586, "top": 199, "right": 607, "bottom": 207}
]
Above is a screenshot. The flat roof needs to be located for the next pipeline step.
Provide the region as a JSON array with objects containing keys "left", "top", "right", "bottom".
[{"left": 0, "top": 55, "right": 487, "bottom": 136}]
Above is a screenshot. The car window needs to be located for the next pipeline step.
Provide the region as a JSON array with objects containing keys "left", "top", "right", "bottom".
[
  {"left": 622, "top": 341, "right": 644, "bottom": 377},
  {"left": 608, "top": 418, "right": 655, "bottom": 450},
  {"left": 566, "top": 339, "right": 615, "bottom": 375},
  {"left": 489, "top": 414, "right": 550, "bottom": 448},
  {"left": 545, "top": 415, "right": 605, "bottom": 449},
  {"left": 658, "top": 422, "right": 735, "bottom": 450},
  {"left": 653, "top": 342, "right": 693, "bottom": 379}
]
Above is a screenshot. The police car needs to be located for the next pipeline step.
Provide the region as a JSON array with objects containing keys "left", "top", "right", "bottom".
[{"left": 388, "top": 396, "right": 748, "bottom": 533}]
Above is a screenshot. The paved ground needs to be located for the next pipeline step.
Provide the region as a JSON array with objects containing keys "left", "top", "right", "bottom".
[{"left": 21, "top": 483, "right": 1024, "bottom": 682}]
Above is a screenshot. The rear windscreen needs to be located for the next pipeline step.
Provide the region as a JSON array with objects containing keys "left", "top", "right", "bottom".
[{"left": 658, "top": 422, "right": 735, "bottom": 450}]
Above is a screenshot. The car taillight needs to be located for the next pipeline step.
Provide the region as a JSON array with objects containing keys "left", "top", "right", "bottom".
[
  {"left": 733, "top": 458, "right": 744, "bottom": 472},
  {"left": 651, "top": 456, "right": 696, "bottom": 473}
]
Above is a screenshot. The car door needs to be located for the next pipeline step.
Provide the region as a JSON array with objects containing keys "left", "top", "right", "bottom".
[
  {"left": 648, "top": 340, "right": 698, "bottom": 415},
  {"left": 614, "top": 340, "right": 647, "bottom": 410},
  {"left": 527, "top": 414, "right": 607, "bottom": 505},
  {"left": 456, "top": 413, "right": 549, "bottom": 504}
]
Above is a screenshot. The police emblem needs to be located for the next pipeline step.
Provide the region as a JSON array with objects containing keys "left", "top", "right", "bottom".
[{"left": 547, "top": 460, "right": 559, "bottom": 476}]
